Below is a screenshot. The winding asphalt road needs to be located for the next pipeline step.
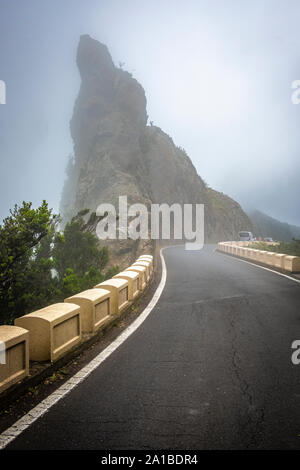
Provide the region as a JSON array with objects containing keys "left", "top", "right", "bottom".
[{"left": 5, "top": 245, "right": 300, "bottom": 449}]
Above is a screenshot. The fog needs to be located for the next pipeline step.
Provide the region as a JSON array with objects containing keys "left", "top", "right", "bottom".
[{"left": 0, "top": 0, "right": 300, "bottom": 224}]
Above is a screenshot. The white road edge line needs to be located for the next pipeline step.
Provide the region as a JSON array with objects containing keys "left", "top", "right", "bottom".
[
  {"left": 216, "top": 249, "right": 300, "bottom": 285},
  {"left": 0, "top": 247, "right": 167, "bottom": 449}
]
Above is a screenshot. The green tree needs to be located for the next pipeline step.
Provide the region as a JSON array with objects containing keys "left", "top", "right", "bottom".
[
  {"left": 52, "top": 210, "right": 109, "bottom": 280},
  {"left": 0, "top": 203, "right": 115, "bottom": 325},
  {"left": 0, "top": 201, "right": 56, "bottom": 323}
]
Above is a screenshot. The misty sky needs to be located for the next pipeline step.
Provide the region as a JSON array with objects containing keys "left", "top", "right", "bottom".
[{"left": 0, "top": 0, "right": 300, "bottom": 225}]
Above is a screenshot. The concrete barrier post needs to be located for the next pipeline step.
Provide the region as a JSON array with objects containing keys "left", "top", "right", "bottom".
[
  {"left": 94, "top": 279, "right": 129, "bottom": 315},
  {"left": 265, "top": 252, "right": 276, "bottom": 266},
  {"left": 138, "top": 257, "right": 153, "bottom": 275},
  {"left": 251, "top": 249, "right": 259, "bottom": 261},
  {"left": 113, "top": 270, "right": 140, "bottom": 300},
  {"left": 132, "top": 261, "right": 151, "bottom": 281},
  {"left": 0, "top": 326, "right": 29, "bottom": 393},
  {"left": 137, "top": 254, "right": 153, "bottom": 260},
  {"left": 275, "top": 253, "right": 286, "bottom": 269},
  {"left": 125, "top": 265, "right": 147, "bottom": 290},
  {"left": 284, "top": 256, "right": 300, "bottom": 272},
  {"left": 64, "top": 288, "right": 111, "bottom": 334},
  {"left": 15, "top": 303, "right": 81, "bottom": 362},
  {"left": 232, "top": 246, "right": 239, "bottom": 255},
  {"left": 257, "top": 250, "right": 267, "bottom": 263}
]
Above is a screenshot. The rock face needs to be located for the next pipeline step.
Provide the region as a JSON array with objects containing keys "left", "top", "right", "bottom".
[{"left": 60, "top": 35, "right": 252, "bottom": 263}]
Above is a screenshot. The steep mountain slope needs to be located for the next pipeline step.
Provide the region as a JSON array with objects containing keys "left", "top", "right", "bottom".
[
  {"left": 60, "top": 35, "right": 252, "bottom": 261},
  {"left": 208, "top": 188, "right": 253, "bottom": 239},
  {"left": 248, "top": 209, "right": 300, "bottom": 241}
]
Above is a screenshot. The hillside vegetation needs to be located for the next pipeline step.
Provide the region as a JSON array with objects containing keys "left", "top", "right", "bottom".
[
  {"left": 249, "top": 239, "right": 300, "bottom": 257},
  {"left": 0, "top": 201, "right": 118, "bottom": 325},
  {"left": 248, "top": 209, "right": 300, "bottom": 242}
]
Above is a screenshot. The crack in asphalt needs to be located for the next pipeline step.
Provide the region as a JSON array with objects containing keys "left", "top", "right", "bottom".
[{"left": 228, "top": 303, "right": 266, "bottom": 449}]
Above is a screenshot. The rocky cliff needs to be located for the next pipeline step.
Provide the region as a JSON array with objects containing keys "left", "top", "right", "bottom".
[{"left": 60, "top": 35, "right": 252, "bottom": 265}]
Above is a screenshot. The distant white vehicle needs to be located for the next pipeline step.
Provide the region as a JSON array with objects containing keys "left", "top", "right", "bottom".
[{"left": 238, "top": 231, "right": 254, "bottom": 241}]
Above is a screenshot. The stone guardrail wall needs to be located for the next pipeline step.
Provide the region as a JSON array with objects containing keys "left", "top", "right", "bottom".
[
  {"left": 218, "top": 242, "right": 300, "bottom": 273},
  {"left": 0, "top": 255, "right": 153, "bottom": 394}
]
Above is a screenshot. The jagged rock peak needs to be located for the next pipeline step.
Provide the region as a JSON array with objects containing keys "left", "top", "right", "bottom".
[
  {"left": 61, "top": 35, "right": 253, "bottom": 246},
  {"left": 76, "top": 34, "right": 115, "bottom": 80}
]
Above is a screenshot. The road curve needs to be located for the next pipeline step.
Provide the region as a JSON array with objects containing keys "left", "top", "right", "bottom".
[{"left": 5, "top": 245, "right": 300, "bottom": 449}]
